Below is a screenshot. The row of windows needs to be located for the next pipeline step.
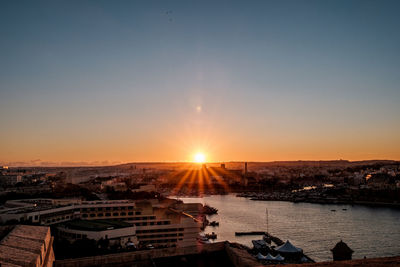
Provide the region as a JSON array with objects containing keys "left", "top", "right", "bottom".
[
  {"left": 59, "top": 231, "right": 87, "bottom": 239},
  {"left": 136, "top": 228, "right": 184, "bottom": 234},
  {"left": 81, "top": 213, "right": 157, "bottom": 220},
  {"left": 41, "top": 210, "right": 74, "bottom": 218},
  {"left": 138, "top": 233, "right": 184, "bottom": 239},
  {"left": 44, "top": 215, "right": 71, "bottom": 224},
  {"left": 81, "top": 206, "right": 135, "bottom": 212},
  {"left": 134, "top": 221, "right": 170, "bottom": 226},
  {"left": 140, "top": 239, "right": 178, "bottom": 244}
]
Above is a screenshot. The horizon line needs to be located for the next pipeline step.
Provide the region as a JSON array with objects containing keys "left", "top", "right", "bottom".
[{"left": 2, "top": 159, "right": 399, "bottom": 168}]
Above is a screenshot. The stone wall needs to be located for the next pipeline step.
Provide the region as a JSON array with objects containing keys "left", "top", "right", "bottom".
[
  {"left": 55, "top": 242, "right": 226, "bottom": 267},
  {"left": 224, "top": 243, "right": 261, "bottom": 267}
]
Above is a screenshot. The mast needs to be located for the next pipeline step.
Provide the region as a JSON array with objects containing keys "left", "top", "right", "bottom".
[{"left": 266, "top": 207, "right": 269, "bottom": 233}]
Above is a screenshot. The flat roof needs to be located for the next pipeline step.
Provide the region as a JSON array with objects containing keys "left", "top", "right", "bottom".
[{"left": 62, "top": 219, "right": 133, "bottom": 231}]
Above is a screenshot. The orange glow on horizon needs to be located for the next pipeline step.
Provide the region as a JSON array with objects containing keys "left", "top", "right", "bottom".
[{"left": 194, "top": 152, "right": 206, "bottom": 163}]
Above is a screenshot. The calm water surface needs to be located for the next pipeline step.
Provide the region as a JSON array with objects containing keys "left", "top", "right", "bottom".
[{"left": 178, "top": 194, "right": 400, "bottom": 262}]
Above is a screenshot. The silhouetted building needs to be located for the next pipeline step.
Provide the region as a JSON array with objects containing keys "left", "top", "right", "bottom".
[
  {"left": 221, "top": 163, "right": 225, "bottom": 169},
  {"left": 331, "top": 240, "right": 353, "bottom": 261},
  {"left": 244, "top": 162, "right": 248, "bottom": 174}
]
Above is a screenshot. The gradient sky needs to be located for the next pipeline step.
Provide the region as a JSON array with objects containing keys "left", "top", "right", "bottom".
[{"left": 1, "top": 0, "right": 400, "bottom": 165}]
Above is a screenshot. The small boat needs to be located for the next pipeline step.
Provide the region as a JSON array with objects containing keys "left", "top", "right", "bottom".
[
  {"left": 252, "top": 239, "right": 268, "bottom": 250},
  {"left": 342, "top": 208, "right": 347, "bottom": 211},
  {"left": 331, "top": 209, "right": 336, "bottom": 212},
  {"left": 197, "top": 233, "right": 210, "bottom": 244},
  {"left": 263, "top": 234, "right": 271, "bottom": 244},
  {"left": 209, "top": 221, "right": 219, "bottom": 227},
  {"left": 205, "top": 232, "right": 217, "bottom": 240}
]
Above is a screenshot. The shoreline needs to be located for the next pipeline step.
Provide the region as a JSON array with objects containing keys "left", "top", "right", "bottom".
[
  {"left": 249, "top": 197, "right": 400, "bottom": 209},
  {"left": 170, "top": 193, "right": 400, "bottom": 209}
]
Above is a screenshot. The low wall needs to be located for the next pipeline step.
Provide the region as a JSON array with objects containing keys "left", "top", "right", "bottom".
[
  {"left": 224, "top": 243, "right": 261, "bottom": 267},
  {"left": 55, "top": 242, "right": 226, "bottom": 267}
]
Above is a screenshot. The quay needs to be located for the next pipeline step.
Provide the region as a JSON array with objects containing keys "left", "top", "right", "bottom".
[
  {"left": 234, "top": 232, "right": 284, "bottom": 246},
  {"left": 235, "top": 231, "right": 266, "bottom": 236}
]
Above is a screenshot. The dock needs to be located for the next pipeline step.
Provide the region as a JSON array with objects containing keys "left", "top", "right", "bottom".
[
  {"left": 235, "top": 231, "right": 266, "bottom": 236},
  {"left": 235, "top": 231, "right": 284, "bottom": 246}
]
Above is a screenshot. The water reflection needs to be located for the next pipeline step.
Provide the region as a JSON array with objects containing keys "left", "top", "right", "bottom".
[{"left": 178, "top": 194, "right": 400, "bottom": 261}]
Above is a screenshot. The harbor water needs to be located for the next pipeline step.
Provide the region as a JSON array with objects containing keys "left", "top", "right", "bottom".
[{"left": 177, "top": 194, "right": 400, "bottom": 262}]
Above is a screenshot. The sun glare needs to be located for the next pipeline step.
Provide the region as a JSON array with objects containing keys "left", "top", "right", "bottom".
[{"left": 194, "top": 153, "right": 206, "bottom": 163}]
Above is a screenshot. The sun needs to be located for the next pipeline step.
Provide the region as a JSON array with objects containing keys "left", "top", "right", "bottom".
[{"left": 194, "top": 152, "right": 206, "bottom": 163}]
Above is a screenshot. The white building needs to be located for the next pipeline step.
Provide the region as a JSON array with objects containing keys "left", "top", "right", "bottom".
[{"left": 0, "top": 198, "right": 201, "bottom": 248}]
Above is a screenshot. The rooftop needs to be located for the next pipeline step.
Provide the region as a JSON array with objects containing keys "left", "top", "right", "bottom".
[{"left": 0, "top": 225, "right": 50, "bottom": 267}]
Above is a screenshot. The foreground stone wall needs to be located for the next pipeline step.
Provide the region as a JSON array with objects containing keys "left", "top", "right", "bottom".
[
  {"left": 224, "top": 243, "right": 261, "bottom": 267},
  {"left": 55, "top": 242, "right": 226, "bottom": 267}
]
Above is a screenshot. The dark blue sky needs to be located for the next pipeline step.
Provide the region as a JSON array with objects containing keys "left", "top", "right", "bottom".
[{"left": 1, "top": 0, "right": 399, "bottom": 164}]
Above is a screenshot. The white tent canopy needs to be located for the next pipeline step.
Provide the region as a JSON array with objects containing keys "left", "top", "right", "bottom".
[
  {"left": 265, "top": 253, "right": 276, "bottom": 260},
  {"left": 275, "top": 254, "right": 285, "bottom": 261},
  {"left": 276, "top": 240, "right": 303, "bottom": 253},
  {"left": 301, "top": 256, "right": 311, "bottom": 262},
  {"left": 256, "top": 253, "right": 266, "bottom": 260}
]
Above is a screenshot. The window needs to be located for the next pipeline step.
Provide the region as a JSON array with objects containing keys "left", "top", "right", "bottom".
[
  {"left": 105, "top": 213, "right": 111, "bottom": 216},
  {"left": 82, "top": 214, "right": 88, "bottom": 218},
  {"left": 135, "top": 211, "right": 141, "bottom": 215},
  {"left": 98, "top": 213, "right": 103, "bottom": 217},
  {"left": 113, "top": 212, "right": 119, "bottom": 216},
  {"left": 128, "top": 212, "right": 133, "bottom": 215},
  {"left": 120, "top": 212, "right": 126, "bottom": 216},
  {"left": 89, "top": 214, "right": 95, "bottom": 217}
]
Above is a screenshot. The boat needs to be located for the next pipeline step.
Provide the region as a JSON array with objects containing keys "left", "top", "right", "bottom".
[
  {"left": 209, "top": 221, "right": 219, "bottom": 227},
  {"left": 197, "top": 233, "right": 210, "bottom": 244},
  {"left": 252, "top": 239, "right": 268, "bottom": 250},
  {"left": 205, "top": 232, "right": 217, "bottom": 239}
]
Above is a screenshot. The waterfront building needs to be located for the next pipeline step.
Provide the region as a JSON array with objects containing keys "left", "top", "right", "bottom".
[
  {"left": 56, "top": 219, "right": 138, "bottom": 248},
  {"left": 0, "top": 198, "right": 201, "bottom": 248}
]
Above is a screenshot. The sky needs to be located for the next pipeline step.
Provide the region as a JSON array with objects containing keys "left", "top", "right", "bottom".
[{"left": 1, "top": 0, "right": 400, "bottom": 165}]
